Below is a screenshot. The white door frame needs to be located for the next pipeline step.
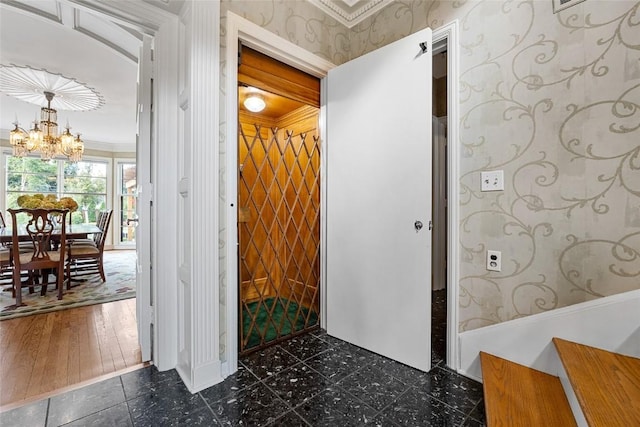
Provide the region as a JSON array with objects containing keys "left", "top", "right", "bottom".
[
  {"left": 224, "top": 13, "right": 460, "bottom": 373},
  {"left": 432, "top": 21, "right": 461, "bottom": 370},
  {"left": 136, "top": 33, "right": 153, "bottom": 363},
  {"left": 68, "top": 0, "right": 180, "bottom": 370},
  {"left": 224, "top": 12, "right": 334, "bottom": 374}
]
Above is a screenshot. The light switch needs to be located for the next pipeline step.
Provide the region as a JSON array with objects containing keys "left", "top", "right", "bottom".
[{"left": 481, "top": 170, "right": 504, "bottom": 192}]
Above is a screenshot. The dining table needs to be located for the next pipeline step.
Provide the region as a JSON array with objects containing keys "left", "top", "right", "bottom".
[
  {"left": 0, "top": 223, "right": 103, "bottom": 292},
  {"left": 0, "top": 223, "right": 102, "bottom": 245}
]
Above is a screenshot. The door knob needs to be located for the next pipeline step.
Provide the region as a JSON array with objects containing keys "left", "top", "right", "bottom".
[{"left": 414, "top": 220, "right": 423, "bottom": 232}]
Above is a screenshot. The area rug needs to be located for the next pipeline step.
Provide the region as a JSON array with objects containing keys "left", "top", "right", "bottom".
[
  {"left": 243, "top": 297, "right": 318, "bottom": 350},
  {"left": 0, "top": 250, "right": 136, "bottom": 320}
]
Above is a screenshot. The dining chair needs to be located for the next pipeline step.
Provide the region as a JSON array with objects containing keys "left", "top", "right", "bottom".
[
  {"left": 0, "top": 245, "right": 13, "bottom": 288},
  {"left": 66, "top": 209, "right": 113, "bottom": 284},
  {"left": 68, "top": 210, "right": 109, "bottom": 248},
  {"left": 0, "top": 210, "right": 35, "bottom": 292},
  {"left": 0, "top": 212, "right": 10, "bottom": 286},
  {"left": 8, "top": 208, "right": 69, "bottom": 306}
]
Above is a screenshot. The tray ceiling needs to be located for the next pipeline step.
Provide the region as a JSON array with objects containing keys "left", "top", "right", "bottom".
[{"left": 0, "top": 0, "right": 143, "bottom": 150}]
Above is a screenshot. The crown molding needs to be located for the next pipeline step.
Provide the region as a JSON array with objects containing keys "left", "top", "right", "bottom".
[{"left": 309, "top": 0, "right": 392, "bottom": 28}]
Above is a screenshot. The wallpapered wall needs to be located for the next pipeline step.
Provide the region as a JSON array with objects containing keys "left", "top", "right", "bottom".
[
  {"left": 350, "top": 0, "right": 640, "bottom": 331},
  {"left": 217, "top": 0, "right": 640, "bottom": 357}
]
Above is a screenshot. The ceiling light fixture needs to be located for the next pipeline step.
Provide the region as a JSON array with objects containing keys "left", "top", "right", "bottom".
[
  {"left": 243, "top": 95, "right": 266, "bottom": 113},
  {"left": 1, "top": 65, "right": 103, "bottom": 163},
  {"left": 10, "top": 91, "right": 84, "bottom": 162}
]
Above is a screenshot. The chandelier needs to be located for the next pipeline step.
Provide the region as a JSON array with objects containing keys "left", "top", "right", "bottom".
[
  {"left": 10, "top": 91, "right": 84, "bottom": 162},
  {"left": 1, "top": 65, "right": 105, "bottom": 163}
]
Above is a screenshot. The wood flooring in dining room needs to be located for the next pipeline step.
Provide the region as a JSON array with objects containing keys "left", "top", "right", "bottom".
[{"left": 0, "top": 298, "right": 143, "bottom": 409}]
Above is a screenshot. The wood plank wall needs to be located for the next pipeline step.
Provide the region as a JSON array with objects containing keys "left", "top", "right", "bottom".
[
  {"left": 238, "top": 106, "right": 320, "bottom": 310},
  {"left": 238, "top": 46, "right": 320, "bottom": 107}
]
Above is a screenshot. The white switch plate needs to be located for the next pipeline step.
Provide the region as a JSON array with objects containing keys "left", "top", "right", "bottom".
[
  {"left": 481, "top": 170, "right": 504, "bottom": 192},
  {"left": 487, "top": 250, "right": 502, "bottom": 271}
]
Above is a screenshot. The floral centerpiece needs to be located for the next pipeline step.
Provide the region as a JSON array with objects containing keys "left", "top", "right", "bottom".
[
  {"left": 17, "top": 194, "right": 79, "bottom": 224},
  {"left": 17, "top": 194, "right": 78, "bottom": 211}
]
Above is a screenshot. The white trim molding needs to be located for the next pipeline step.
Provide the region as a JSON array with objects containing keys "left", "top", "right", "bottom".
[
  {"left": 174, "top": 0, "right": 222, "bottom": 393},
  {"left": 459, "top": 289, "right": 640, "bottom": 382},
  {"left": 432, "top": 20, "right": 461, "bottom": 372},
  {"left": 308, "top": 0, "right": 392, "bottom": 28}
]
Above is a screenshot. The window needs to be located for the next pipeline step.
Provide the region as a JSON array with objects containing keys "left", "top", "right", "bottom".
[
  {"left": 4, "top": 154, "right": 109, "bottom": 225},
  {"left": 63, "top": 161, "right": 108, "bottom": 224},
  {"left": 116, "top": 161, "right": 136, "bottom": 245}
]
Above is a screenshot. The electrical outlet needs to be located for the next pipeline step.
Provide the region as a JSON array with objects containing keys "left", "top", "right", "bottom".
[
  {"left": 481, "top": 170, "right": 504, "bottom": 192},
  {"left": 487, "top": 250, "right": 501, "bottom": 271}
]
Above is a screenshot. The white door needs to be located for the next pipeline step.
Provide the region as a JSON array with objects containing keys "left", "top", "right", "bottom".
[
  {"left": 326, "top": 28, "right": 433, "bottom": 371},
  {"left": 136, "top": 35, "right": 153, "bottom": 362}
]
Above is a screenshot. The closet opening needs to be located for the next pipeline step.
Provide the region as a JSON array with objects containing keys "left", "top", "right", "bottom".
[
  {"left": 431, "top": 47, "right": 448, "bottom": 366},
  {"left": 237, "top": 46, "right": 321, "bottom": 355}
]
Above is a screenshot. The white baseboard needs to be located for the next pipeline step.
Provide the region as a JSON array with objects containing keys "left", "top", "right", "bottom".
[
  {"left": 459, "top": 289, "right": 640, "bottom": 381},
  {"left": 617, "top": 326, "right": 640, "bottom": 357},
  {"left": 176, "top": 359, "right": 223, "bottom": 394}
]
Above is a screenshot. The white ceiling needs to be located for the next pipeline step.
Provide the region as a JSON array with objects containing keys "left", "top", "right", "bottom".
[{"left": 0, "top": 0, "right": 144, "bottom": 151}]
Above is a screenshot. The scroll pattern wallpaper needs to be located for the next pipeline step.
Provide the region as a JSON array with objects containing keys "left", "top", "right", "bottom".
[
  {"left": 217, "top": 0, "right": 640, "bottom": 357},
  {"left": 351, "top": 0, "right": 640, "bottom": 331}
]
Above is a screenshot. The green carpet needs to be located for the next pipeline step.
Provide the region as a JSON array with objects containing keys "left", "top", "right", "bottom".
[{"left": 243, "top": 297, "right": 318, "bottom": 350}]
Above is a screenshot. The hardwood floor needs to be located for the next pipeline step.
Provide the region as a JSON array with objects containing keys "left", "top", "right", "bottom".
[{"left": 0, "top": 298, "right": 142, "bottom": 408}]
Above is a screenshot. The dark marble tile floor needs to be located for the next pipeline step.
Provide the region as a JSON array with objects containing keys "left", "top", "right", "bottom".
[{"left": 1, "top": 296, "right": 484, "bottom": 426}]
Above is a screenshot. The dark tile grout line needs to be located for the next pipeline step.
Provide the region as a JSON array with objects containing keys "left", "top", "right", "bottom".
[
  {"left": 361, "top": 363, "right": 478, "bottom": 425},
  {"left": 120, "top": 376, "right": 136, "bottom": 427},
  {"left": 307, "top": 337, "right": 477, "bottom": 420},
  {"left": 125, "top": 399, "right": 135, "bottom": 427},
  {"left": 248, "top": 338, "right": 482, "bottom": 427},
  {"left": 259, "top": 374, "right": 313, "bottom": 427},
  {"left": 45, "top": 400, "right": 51, "bottom": 427},
  {"left": 50, "top": 364, "right": 478, "bottom": 427},
  {"left": 46, "top": 382, "right": 132, "bottom": 427},
  {"left": 465, "top": 399, "right": 486, "bottom": 425},
  {"left": 196, "top": 392, "right": 218, "bottom": 425},
  {"left": 243, "top": 340, "right": 378, "bottom": 426}
]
